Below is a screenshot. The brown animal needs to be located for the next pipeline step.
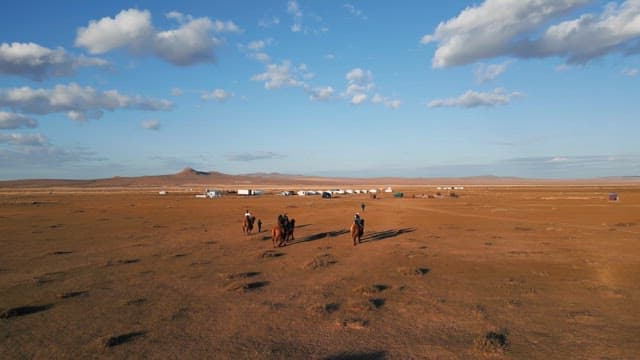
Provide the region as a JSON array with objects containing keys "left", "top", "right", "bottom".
[
  {"left": 271, "top": 224, "right": 285, "bottom": 248},
  {"left": 351, "top": 218, "right": 365, "bottom": 246},
  {"left": 242, "top": 215, "right": 255, "bottom": 235}
]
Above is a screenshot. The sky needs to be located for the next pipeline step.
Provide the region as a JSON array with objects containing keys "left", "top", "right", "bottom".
[{"left": 1, "top": 0, "right": 639, "bottom": 180}]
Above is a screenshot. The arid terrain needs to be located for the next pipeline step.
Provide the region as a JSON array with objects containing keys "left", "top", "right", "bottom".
[{"left": 1, "top": 176, "right": 639, "bottom": 358}]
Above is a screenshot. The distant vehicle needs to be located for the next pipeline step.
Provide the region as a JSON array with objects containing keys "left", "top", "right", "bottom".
[{"left": 322, "top": 192, "right": 332, "bottom": 199}]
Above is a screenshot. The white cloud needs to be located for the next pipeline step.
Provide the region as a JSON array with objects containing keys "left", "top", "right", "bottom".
[
  {"left": 548, "top": 156, "right": 570, "bottom": 162},
  {"left": 324, "top": 53, "right": 336, "bottom": 60},
  {"left": 201, "top": 88, "right": 233, "bottom": 102},
  {"left": 171, "top": 87, "right": 183, "bottom": 96},
  {"left": 371, "top": 93, "right": 401, "bottom": 109},
  {"left": 351, "top": 93, "right": 367, "bottom": 105},
  {"left": 240, "top": 39, "right": 272, "bottom": 63},
  {"left": 258, "top": 16, "right": 280, "bottom": 28},
  {"left": 346, "top": 68, "right": 373, "bottom": 84},
  {"left": 342, "top": 68, "right": 400, "bottom": 108},
  {"left": 251, "top": 61, "right": 304, "bottom": 89},
  {"left": 0, "top": 42, "right": 108, "bottom": 81},
  {"left": 76, "top": 9, "right": 242, "bottom": 66},
  {"left": 307, "top": 86, "right": 334, "bottom": 101},
  {"left": 428, "top": 88, "right": 523, "bottom": 108},
  {"left": 76, "top": 9, "right": 154, "bottom": 54},
  {"left": 474, "top": 61, "right": 511, "bottom": 83},
  {"left": 286, "top": 0, "right": 327, "bottom": 34},
  {"left": 0, "top": 133, "right": 48, "bottom": 146},
  {"left": 153, "top": 17, "right": 220, "bottom": 66},
  {"left": 212, "top": 20, "right": 242, "bottom": 33},
  {"left": 345, "top": 67, "right": 375, "bottom": 105},
  {"left": 142, "top": 119, "right": 161, "bottom": 130},
  {"left": 0, "top": 112, "right": 38, "bottom": 129},
  {"left": 622, "top": 67, "right": 639, "bottom": 77},
  {"left": 344, "top": 4, "right": 367, "bottom": 19},
  {"left": 0, "top": 83, "right": 173, "bottom": 121},
  {"left": 421, "top": 0, "right": 597, "bottom": 67},
  {"left": 226, "top": 151, "right": 285, "bottom": 161},
  {"left": 287, "top": 0, "right": 303, "bottom": 32}
]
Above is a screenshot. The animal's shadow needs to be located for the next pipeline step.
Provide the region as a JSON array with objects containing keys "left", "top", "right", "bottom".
[
  {"left": 286, "top": 229, "right": 350, "bottom": 246},
  {"left": 360, "top": 228, "right": 416, "bottom": 243}
]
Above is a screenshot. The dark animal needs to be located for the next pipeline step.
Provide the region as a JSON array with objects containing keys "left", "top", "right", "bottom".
[
  {"left": 242, "top": 215, "right": 255, "bottom": 235},
  {"left": 284, "top": 218, "right": 295, "bottom": 243},
  {"left": 272, "top": 216, "right": 295, "bottom": 247},
  {"left": 351, "top": 218, "right": 365, "bottom": 246}
]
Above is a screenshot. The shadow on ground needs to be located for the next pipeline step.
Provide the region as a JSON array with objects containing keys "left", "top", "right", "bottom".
[{"left": 361, "top": 228, "right": 416, "bottom": 243}]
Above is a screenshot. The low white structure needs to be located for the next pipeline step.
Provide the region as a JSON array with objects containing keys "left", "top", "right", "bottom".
[
  {"left": 238, "top": 189, "right": 263, "bottom": 196},
  {"left": 159, "top": 191, "right": 168, "bottom": 195},
  {"left": 384, "top": 187, "right": 393, "bottom": 193},
  {"left": 206, "top": 189, "right": 222, "bottom": 198}
]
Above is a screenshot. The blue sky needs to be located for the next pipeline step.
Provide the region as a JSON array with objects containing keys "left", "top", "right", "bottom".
[{"left": 1, "top": 0, "right": 639, "bottom": 180}]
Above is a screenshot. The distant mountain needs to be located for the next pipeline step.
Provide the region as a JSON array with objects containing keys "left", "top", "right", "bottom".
[{"left": 1, "top": 168, "right": 638, "bottom": 188}]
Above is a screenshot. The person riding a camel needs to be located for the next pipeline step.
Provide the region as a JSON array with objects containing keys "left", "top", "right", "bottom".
[{"left": 245, "top": 209, "right": 252, "bottom": 218}]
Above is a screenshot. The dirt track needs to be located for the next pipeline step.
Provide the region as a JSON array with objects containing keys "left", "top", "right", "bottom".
[{"left": 1, "top": 186, "right": 639, "bottom": 359}]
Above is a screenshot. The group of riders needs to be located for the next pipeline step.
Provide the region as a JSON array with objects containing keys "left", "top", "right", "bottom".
[{"left": 244, "top": 203, "right": 365, "bottom": 246}]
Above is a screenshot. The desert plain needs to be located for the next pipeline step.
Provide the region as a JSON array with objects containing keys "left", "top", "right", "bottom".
[{"left": 1, "top": 180, "right": 639, "bottom": 359}]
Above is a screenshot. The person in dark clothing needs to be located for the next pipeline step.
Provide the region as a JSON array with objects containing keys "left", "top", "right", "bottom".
[
  {"left": 354, "top": 212, "right": 363, "bottom": 228},
  {"left": 257, "top": 219, "right": 262, "bottom": 232},
  {"left": 361, "top": 203, "right": 366, "bottom": 212}
]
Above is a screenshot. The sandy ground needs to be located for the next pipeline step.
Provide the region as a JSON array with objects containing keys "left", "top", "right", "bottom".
[{"left": 1, "top": 186, "right": 639, "bottom": 359}]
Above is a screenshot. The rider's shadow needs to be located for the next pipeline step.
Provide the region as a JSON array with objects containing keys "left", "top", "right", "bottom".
[
  {"left": 289, "top": 229, "right": 350, "bottom": 245},
  {"left": 360, "top": 228, "right": 416, "bottom": 243}
]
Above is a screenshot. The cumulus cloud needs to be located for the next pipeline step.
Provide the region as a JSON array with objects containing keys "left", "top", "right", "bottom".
[
  {"left": 141, "top": 119, "right": 160, "bottom": 130},
  {"left": 350, "top": 93, "right": 367, "bottom": 105},
  {"left": 75, "top": 9, "right": 242, "bottom": 66},
  {"left": 0, "top": 133, "right": 48, "bottom": 146},
  {"left": 420, "top": 0, "right": 640, "bottom": 67},
  {"left": 306, "top": 86, "right": 334, "bottom": 101},
  {"left": 239, "top": 39, "right": 272, "bottom": 63},
  {"left": 0, "top": 112, "right": 38, "bottom": 129},
  {"left": 371, "top": 94, "right": 401, "bottom": 109},
  {"left": 251, "top": 61, "right": 304, "bottom": 89},
  {"left": 76, "top": 9, "right": 154, "bottom": 54},
  {"left": 201, "top": 88, "right": 233, "bottom": 102},
  {"left": 427, "top": 88, "right": 523, "bottom": 108},
  {"left": 345, "top": 68, "right": 373, "bottom": 105},
  {"left": 226, "top": 151, "right": 285, "bottom": 162},
  {"left": 0, "top": 42, "right": 108, "bottom": 81},
  {"left": 474, "top": 61, "right": 511, "bottom": 83},
  {"left": 342, "top": 68, "right": 401, "bottom": 108},
  {"left": 0, "top": 83, "right": 173, "bottom": 121}
]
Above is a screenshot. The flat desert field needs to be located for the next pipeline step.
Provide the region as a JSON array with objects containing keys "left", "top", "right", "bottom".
[{"left": 1, "top": 186, "right": 639, "bottom": 359}]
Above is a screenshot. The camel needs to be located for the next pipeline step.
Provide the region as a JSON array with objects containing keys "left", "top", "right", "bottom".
[
  {"left": 351, "top": 218, "right": 365, "bottom": 246},
  {"left": 242, "top": 215, "right": 255, "bottom": 235}
]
